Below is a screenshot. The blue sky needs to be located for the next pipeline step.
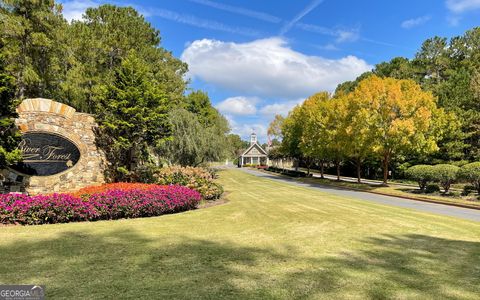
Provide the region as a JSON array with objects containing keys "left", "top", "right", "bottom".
[{"left": 61, "top": 0, "right": 480, "bottom": 142}]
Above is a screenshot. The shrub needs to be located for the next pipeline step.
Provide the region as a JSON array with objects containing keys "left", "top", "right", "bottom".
[
  {"left": 425, "top": 184, "right": 440, "bottom": 194},
  {"left": 155, "top": 165, "right": 223, "bottom": 200},
  {"left": 458, "top": 162, "right": 480, "bottom": 195},
  {"left": 73, "top": 183, "right": 157, "bottom": 198},
  {"left": 405, "top": 165, "right": 435, "bottom": 191},
  {"left": 0, "top": 193, "right": 98, "bottom": 225},
  {"left": 88, "top": 186, "right": 201, "bottom": 220},
  {"left": 432, "top": 164, "right": 460, "bottom": 193},
  {"left": 462, "top": 185, "right": 476, "bottom": 196},
  {"left": 0, "top": 185, "right": 201, "bottom": 225}
]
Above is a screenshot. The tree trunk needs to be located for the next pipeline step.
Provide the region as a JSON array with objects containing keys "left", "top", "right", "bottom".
[
  {"left": 306, "top": 158, "right": 311, "bottom": 175},
  {"left": 382, "top": 154, "right": 389, "bottom": 185},
  {"left": 336, "top": 161, "right": 341, "bottom": 181},
  {"left": 320, "top": 160, "right": 325, "bottom": 179},
  {"left": 356, "top": 159, "right": 362, "bottom": 183}
]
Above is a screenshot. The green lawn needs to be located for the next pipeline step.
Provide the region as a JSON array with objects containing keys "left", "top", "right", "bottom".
[{"left": 1, "top": 169, "right": 480, "bottom": 299}]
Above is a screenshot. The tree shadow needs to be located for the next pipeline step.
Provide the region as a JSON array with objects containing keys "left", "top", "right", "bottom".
[{"left": 0, "top": 229, "right": 479, "bottom": 299}]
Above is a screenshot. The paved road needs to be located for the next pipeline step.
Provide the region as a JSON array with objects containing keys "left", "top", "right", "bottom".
[
  {"left": 291, "top": 167, "right": 464, "bottom": 191},
  {"left": 239, "top": 168, "right": 480, "bottom": 222}
]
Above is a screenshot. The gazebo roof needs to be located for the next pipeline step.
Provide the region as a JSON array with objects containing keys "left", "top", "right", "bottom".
[{"left": 240, "top": 142, "right": 268, "bottom": 157}]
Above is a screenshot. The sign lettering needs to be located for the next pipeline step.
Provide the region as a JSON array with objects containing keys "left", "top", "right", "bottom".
[{"left": 12, "top": 132, "right": 81, "bottom": 176}]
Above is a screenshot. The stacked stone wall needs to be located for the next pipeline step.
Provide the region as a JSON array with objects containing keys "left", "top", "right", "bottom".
[{"left": 7, "top": 98, "right": 106, "bottom": 194}]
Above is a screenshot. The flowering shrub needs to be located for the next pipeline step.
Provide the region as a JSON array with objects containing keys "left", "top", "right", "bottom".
[
  {"left": 0, "top": 185, "right": 201, "bottom": 225},
  {"left": 155, "top": 166, "right": 223, "bottom": 200},
  {"left": 0, "top": 193, "right": 98, "bottom": 225},
  {"left": 72, "top": 182, "right": 158, "bottom": 198}
]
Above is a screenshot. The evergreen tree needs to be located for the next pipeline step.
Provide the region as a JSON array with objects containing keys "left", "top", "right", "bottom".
[
  {"left": 96, "top": 51, "right": 171, "bottom": 182},
  {"left": 0, "top": 51, "right": 21, "bottom": 168},
  {"left": 59, "top": 4, "right": 187, "bottom": 113},
  {"left": 0, "top": 0, "right": 66, "bottom": 99}
]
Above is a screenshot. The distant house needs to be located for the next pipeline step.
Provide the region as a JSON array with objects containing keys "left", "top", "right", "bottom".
[{"left": 238, "top": 133, "right": 268, "bottom": 167}]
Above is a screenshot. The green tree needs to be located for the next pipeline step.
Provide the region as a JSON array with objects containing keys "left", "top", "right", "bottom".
[
  {"left": 158, "top": 108, "right": 229, "bottom": 167},
  {"left": 59, "top": 4, "right": 188, "bottom": 113},
  {"left": 374, "top": 57, "right": 417, "bottom": 80},
  {"left": 227, "top": 134, "right": 248, "bottom": 159},
  {"left": 183, "top": 91, "right": 219, "bottom": 127},
  {"left": 96, "top": 51, "right": 171, "bottom": 182},
  {"left": 0, "top": 52, "right": 21, "bottom": 168},
  {"left": 0, "top": 0, "right": 66, "bottom": 99}
]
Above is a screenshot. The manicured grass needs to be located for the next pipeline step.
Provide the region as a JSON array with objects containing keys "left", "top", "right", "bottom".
[{"left": 1, "top": 169, "right": 479, "bottom": 299}]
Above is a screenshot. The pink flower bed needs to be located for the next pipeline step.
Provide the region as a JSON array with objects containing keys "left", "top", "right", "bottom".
[{"left": 0, "top": 185, "right": 201, "bottom": 225}]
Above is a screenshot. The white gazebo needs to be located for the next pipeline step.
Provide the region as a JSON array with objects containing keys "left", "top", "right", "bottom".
[{"left": 238, "top": 133, "right": 268, "bottom": 167}]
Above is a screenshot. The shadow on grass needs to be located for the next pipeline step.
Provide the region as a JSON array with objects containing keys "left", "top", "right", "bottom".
[{"left": 0, "top": 230, "right": 479, "bottom": 299}]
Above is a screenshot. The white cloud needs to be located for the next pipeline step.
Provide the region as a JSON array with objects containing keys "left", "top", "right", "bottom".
[
  {"left": 296, "top": 23, "right": 360, "bottom": 44},
  {"left": 335, "top": 29, "right": 360, "bottom": 43},
  {"left": 446, "top": 0, "right": 480, "bottom": 13},
  {"left": 318, "top": 43, "right": 340, "bottom": 51},
  {"left": 60, "top": 0, "right": 100, "bottom": 22},
  {"left": 182, "top": 37, "right": 372, "bottom": 98},
  {"left": 149, "top": 8, "right": 260, "bottom": 37},
  {"left": 189, "top": 0, "right": 281, "bottom": 23},
  {"left": 401, "top": 15, "right": 431, "bottom": 29},
  {"left": 280, "top": 0, "right": 325, "bottom": 35},
  {"left": 216, "top": 96, "right": 259, "bottom": 115},
  {"left": 236, "top": 123, "right": 268, "bottom": 141},
  {"left": 259, "top": 99, "right": 304, "bottom": 117},
  {"left": 224, "top": 114, "right": 268, "bottom": 142}
]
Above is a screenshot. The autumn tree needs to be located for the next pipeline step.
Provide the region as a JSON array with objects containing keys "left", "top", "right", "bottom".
[
  {"left": 280, "top": 105, "right": 304, "bottom": 167},
  {"left": 301, "top": 92, "right": 332, "bottom": 178},
  {"left": 354, "top": 75, "right": 442, "bottom": 184},
  {"left": 334, "top": 93, "right": 376, "bottom": 183},
  {"left": 267, "top": 114, "right": 285, "bottom": 140}
]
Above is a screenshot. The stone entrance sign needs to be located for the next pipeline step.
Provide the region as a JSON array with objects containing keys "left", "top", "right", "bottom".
[
  {"left": 4, "top": 98, "right": 106, "bottom": 194},
  {"left": 12, "top": 132, "right": 81, "bottom": 176}
]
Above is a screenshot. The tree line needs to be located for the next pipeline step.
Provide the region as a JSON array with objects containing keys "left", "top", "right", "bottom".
[
  {"left": 271, "top": 26, "right": 480, "bottom": 184},
  {"left": 0, "top": 0, "right": 242, "bottom": 182}
]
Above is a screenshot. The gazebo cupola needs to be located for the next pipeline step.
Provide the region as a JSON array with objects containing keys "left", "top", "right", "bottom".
[{"left": 250, "top": 132, "right": 257, "bottom": 145}]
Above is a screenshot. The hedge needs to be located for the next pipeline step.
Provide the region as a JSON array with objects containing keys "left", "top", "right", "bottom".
[
  {"left": 405, "top": 165, "right": 435, "bottom": 191},
  {"left": 458, "top": 162, "right": 480, "bottom": 194},
  {"left": 432, "top": 164, "right": 460, "bottom": 193}
]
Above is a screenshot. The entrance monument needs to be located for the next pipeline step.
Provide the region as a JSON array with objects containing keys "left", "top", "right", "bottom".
[{"left": 1, "top": 98, "right": 105, "bottom": 194}]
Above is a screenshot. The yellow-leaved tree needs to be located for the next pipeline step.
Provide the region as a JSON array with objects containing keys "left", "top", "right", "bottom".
[
  {"left": 333, "top": 93, "right": 376, "bottom": 183},
  {"left": 353, "top": 75, "right": 441, "bottom": 184},
  {"left": 300, "top": 92, "right": 332, "bottom": 176}
]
